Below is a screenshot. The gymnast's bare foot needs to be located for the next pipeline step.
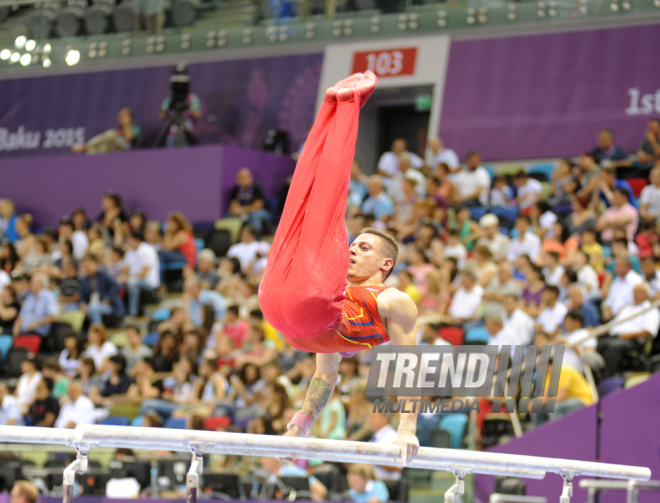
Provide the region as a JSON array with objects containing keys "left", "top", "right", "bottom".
[
  {"left": 325, "top": 73, "right": 362, "bottom": 102},
  {"left": 325, "top": 71, "right": 377, "bottom": 107}
]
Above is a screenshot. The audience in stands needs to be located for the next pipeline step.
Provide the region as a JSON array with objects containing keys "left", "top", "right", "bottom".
[
  {"left": 640, "top": 165, "right": 660, "bottom": 222},
  {"left": 124, "top": 231, "right": 160, "bottom": 317},
  {"left": 227, "top": 168, "right": 271, "bottom": 235},
  {"left": 620, "top": 118, "right": 660, "bottom": 170},
  {"left": 0, "top": 285, "right": 19, "bottom": 335},
  {"left": 591, "top": 129, "right": 628, "bottom": 163},
  {"left": 25, "top": 377, "right": 59, "bottom": 427},
  {"left": 0, "top": 127, "right": 658, "bottom": 481},
  {"left": 347, "top": 464, "right": 390, "bottom": 503},
  {"left": 184, "top": 276, "right": 227, "bottom": 327},
  {"left": 362, "top": 176, "right": 395, "bottom": 223},
  {"left": 13, "top": 273, "right": 58, "bottom": 338},
  {"left": 513, "top": 170, "right": 542, "bottom": 212},
  {"left": 226, "top": 225, "right": 270, "bottom": 275},
  {"left": 485, "top": 309, "right": 519, "bottom": 351},
  {"left": 54, "top": 380, "right": 96, "bottom": 428},
  {"left": 427, "top": 137, "right": 459, "bottom": 171},
  {"left": 531, "top": 353, "right": 594, "bottom": 426},
  {"left": 257, "top": 457, "right": 327, "bottom": 501},
  {"left": 602, "top": 257, "right": 644, "bottom": 321},
  {"left": 550, "top": 161, "right": 577, "bottom": 206},
  {"left": 0, "top": 199, "right": 19, "bottom": 243},
  {"left": 501, "top": 292, "right": 534, "bottom": 344},
  {"left": 377, "top": 139, "right": 423, "bottom": 182},
  {"left": 159, "top": 211, "right": 197, "bottom": 270},
  {"left": 80, "top": 253, "right": 124, "bottom": 324},
  {"left": 452, "top": 151, "right": 491, "bottom": 206},
  {"left": 598, "top": 284, "right": 660, "bottom": 378},
  {"left": 0, "top": 382, "right": 21, "bottom": 426},
  {"left": 596, "top": 187, "right": 639, "bottom": 243},
  {"left": 367, "top": 410, "right": 401, "bottom": 481},
  {"left": 72, "top": 108, "right": 141, "bottom": 155},
  {"left": 508, "top": 216, "right": 541, "bottom": 263}
]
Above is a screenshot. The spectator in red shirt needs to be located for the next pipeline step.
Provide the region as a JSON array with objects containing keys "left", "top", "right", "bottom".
[
  {"left": 159, "top": 211, "right": 197, "bottom": 269},
  {"left": 216, "top": 336, "right": 237, "bottom": 376},
  {"left": 219, "top": 305, "right": 248, "bottom": 349}
]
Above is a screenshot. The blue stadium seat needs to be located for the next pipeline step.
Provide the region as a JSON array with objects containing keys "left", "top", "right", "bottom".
[
  {"left": 438, "top": 413, "right": 469, "bottom": 449},
  {"left": 131, "top": 416, "right": 144, "bottom": 427},
  {"left": 195, "top": 238, "right": 205, "bottom": 253},
  {"left": 152, "top": 308, "right": 171, "bottom": 322},
  {"left": 607, "top": 255, "right": 641, "bottom": 274},
  {"left": 528, "top": 164, "right": 555, "bottom": 182},
  {"left": 192, "top": 221, "right": 214, "bottom": 233},
  {"left": 163, "top": 261, "right": 187, "bottom": 271},
  {"left": 465, "top": 326, "right": 490, "bottom": 344},
  {"left": 143, "top": 332, "right": 160, "bottom": 347},
  {"left": 164, "top": 417, "right": 188, "bottom": 429},
  {"left": 0, "top": 335, "right": 12, "bottom": 362},
  {"left": 100, "top": 416, "right": 130, "bottom": 427},
  {"left": 266, "top": 196, "right": 279, "bottom": 215},
  {"left": 489, "top": 206, "right": 519, "bottom": 230},
  {"left": 469, "top": 207, "right": 488, "bottom": 222}
]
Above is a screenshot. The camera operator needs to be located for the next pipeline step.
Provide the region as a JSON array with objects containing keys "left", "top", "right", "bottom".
[{"left": 157, "top": 63, "right": 202, "bottom": 148}]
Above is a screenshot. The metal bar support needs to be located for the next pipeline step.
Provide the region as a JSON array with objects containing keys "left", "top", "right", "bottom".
[
  {"left": 559, "top": 474, "right": 573, "bottom": 503},
  {"left": 62, "top": 447, "right": 89, "bottom": 503},
  {"left": 579, "top": 478, "right": 660, "bottom": 503},
  {"left": 585, "top": 486, "right": 596, "bottom": 503},
  {"left": 444, "top": 469, "right": 468, "bottom": 503},
  {"left": 186, "top": 447, "right": 204, "bottom": 503}
]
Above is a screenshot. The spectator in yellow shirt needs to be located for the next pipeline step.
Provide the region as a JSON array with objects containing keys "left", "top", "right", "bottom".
[
  {"left": 249, "top": 309, "right": 283, "bottom": 351},
  {"left": 581, "top": 229, "right": 604, "bottom": 273},
  {"left": 532, "top": 362, "right": 594, "bottom": 427},
  {"left": 397, "top": 270, "right": 421, "bottom": 305}
]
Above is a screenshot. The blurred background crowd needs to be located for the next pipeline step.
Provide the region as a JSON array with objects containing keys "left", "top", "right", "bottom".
[{"left": 0, "top": 122, "right": 658, "bottom": 500}]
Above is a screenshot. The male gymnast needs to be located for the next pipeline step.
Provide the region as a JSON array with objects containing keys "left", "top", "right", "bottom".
[{"left": 259, "top": 71, "right": 419, "bottom": 464}]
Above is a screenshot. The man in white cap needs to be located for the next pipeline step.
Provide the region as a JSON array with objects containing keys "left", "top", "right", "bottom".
[{"left": 475, "top": 214, "right": 510, "bottom": 263}]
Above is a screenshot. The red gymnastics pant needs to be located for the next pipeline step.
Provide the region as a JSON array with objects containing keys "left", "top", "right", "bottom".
[{"left": 258, "top": 86, "right": 365, "bottom": 353}]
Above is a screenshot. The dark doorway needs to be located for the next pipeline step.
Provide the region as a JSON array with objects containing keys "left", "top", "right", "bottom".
[{"left": 377, "top": 105, "right": 430, "bottom": 161}]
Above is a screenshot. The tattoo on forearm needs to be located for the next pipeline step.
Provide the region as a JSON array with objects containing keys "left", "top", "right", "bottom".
[{"left": 302, "top": 377, "right": 332, "bottom": 421}]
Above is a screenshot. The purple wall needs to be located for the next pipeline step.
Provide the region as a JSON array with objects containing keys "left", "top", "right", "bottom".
[
  {"left": 0, "top": 498, "right": 297, "bottom": 503},
  {"left": 475, "top": 406, "right": 597, "bottom": 502},
  {"left": 475, "top": 373, "right": 660, "bottom": 502},
  {"left": 0, "top": 146, "right": 295, "bottom": 227},
  {"left": 439, "top": 24, "right": 660, "bottom": 161},
  {"left": 0, "top": 53, "right": 323, "bottom": 158},
  {"left": 599, "top": 373, "right": 660, "bottom": 503}
]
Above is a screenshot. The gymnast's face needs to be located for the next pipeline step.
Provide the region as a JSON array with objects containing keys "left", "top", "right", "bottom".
[{"left": 348, "top": 234, "right": 389, "bottom": 283}]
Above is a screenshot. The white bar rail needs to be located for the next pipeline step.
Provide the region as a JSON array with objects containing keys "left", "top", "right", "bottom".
[
  {"left": 0, "top": 425, "right": 651, "bottom": 503},
  {"left": 490, "top": 496, "right": 547, "bottom": 503},
  {"left": 578, "top": 478, "right": 660, "bottom": 503},
  {"left": 74, "top": 424, "right": 650, "bottom": 481},
  {"left": 0, "top": 425, "right": 543, "bottom": 479}
]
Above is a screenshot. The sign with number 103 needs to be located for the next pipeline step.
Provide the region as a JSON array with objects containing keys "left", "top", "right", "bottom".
[{"left": 352, "top": 48, "right": 418, "bottom": 77}]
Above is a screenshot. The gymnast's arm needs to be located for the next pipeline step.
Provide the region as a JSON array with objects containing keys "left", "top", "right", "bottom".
[
  {"left": 285, "top": 352, "right": 342, "bottom": 438},
  {"left": 382, "top": 288, "right": 420, "bottom": 465}
]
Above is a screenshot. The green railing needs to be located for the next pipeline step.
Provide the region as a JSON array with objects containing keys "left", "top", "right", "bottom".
[{"left": 0, "top": 0, "right": 658, "bottom": 73}]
